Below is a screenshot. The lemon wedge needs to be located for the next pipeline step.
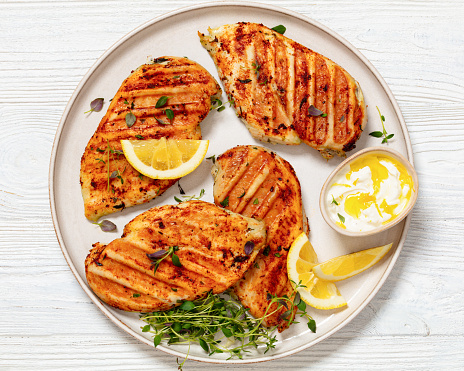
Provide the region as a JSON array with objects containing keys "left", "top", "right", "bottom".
[
  {"left": 121, "top": 138, "right": 209, "bottom": 179},
  {"left": 312, "top": 243, "right": 393, "bottom": 282},
  {"left": 287, "top": 232, "right": 347, "bottom": 310}
]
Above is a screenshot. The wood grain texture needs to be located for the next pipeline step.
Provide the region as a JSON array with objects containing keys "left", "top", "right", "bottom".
[{"left": 1, "top": 0, "right": 463, "bottom": 369}]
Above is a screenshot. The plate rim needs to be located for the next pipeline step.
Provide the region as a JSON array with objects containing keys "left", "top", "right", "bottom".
[{"left": 49, "top": 0, "right": 413, "bottom": 364}]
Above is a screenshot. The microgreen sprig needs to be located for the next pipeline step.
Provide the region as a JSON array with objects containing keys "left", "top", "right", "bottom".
[
  {"left": 211, "top": 97, "right": 235, "bottom": 112},
  {"left": 95, "top": 140, "right": 125, "bottom": 192},
  {"left": 140, "top": 280, "right": 315, "bottom": 369},
  {"left": 147, "top": 246, "right": 182, "bottom": 275},
  {"left": 369, "top": 106, "right": 394, "bottom": 143},
  {"left": 174, "top": 189, "right": 206, "bottom": 203},
  {"left": 251, "top": 60, "right": 261, "bottom": 79}
]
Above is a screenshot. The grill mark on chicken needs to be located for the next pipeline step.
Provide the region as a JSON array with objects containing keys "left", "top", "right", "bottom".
[
  {"left": 212, "top": 146, "right": 307, "bottom": 332},
  {"left": 333, "top": 65, "right": 350, "bottom": 143},
  {"left": 85, "top": 201, "right": 267, "bottom": 312},
  {"left": 199, "top": 23, "right": 367, "bottom": 158},
  {"left": 80, "top": 57, "right": 221, "bottom": 221}
]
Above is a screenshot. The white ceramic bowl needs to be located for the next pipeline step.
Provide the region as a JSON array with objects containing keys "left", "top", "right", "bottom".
[{"left": 319, "top": 147, "right": 419, "bottom": 237}]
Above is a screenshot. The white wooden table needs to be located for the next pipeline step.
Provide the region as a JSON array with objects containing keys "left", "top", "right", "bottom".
[{"left": 1, "top": 0, "right": 463, "bottom": 369}]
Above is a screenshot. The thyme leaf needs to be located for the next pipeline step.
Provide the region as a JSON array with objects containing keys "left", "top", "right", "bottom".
[
  {"left": 307, "top": 105, "right": 324, "bottom": 117},
  {"left": 155, "top": 96, "right": 170, "bottom": 108},
  {"left": 85, "top": 98, "right": 104, "bottom": 114},
  {"left": 165, "top": 108, "right": 174, "bottom": 121},
  {"left": 92, "top": 219, "right": 117, "bottom": 232},
  {"left": 155, "top": 117, "right": 170, "bottom": 125},
  {"left": 271, "top": 25, "right": 286, "bottom": 34},
  {"left": 125, "top": 112, "right": 136, "bottom": 127},
  {"left": 153, "top": 57, "right": 168, "bottom": 64}
]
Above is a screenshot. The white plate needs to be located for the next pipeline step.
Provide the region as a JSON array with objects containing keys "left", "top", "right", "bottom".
[{"left": 49, "top": 1, "right": 413, "bottom": 365}]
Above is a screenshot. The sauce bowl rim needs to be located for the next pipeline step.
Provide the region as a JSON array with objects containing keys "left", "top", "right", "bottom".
[{"left": 319, "top": 146, "right": 419, "bottom": 237}]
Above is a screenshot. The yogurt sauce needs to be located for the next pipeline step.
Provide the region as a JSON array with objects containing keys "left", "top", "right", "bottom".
[{"left": 327, "top": 153, "right": 414, "bottom": 232}]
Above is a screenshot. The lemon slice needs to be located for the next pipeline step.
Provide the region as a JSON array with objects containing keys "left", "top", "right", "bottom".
[
  {"left": 287, "top": 232, "right": 347, "bottom": 310},
  {"left": 312, "top": 243, "right": 393, "bottom": 282},
  {"left": 121, "top": 138, "right": 209, "bottom": 179}
]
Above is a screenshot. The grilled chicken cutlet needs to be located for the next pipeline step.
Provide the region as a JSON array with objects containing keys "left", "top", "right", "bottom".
[
  {"left": 212, "top": 145, "right": 307, "bottom": 332},
  {"left": 85, "top": 200, "right": 266, "bottom": 312},
  {"left": 80, "top": 56, "right": 221, "bottom": 221},
  {"left": 199, "top": 23, "right": 367, "bottom": 159}
]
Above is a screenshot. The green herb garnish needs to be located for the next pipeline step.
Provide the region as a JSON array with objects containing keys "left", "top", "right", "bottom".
[
  {"left": 211, "top": 97, "right": 234, "bottom": 112},
  {"left": 85, "top": 98, "right": 104, "bottom": 114},
  {"left": 153, "top": 57, "right": 168, "bottom": 64},
  {"left": 271, "top": 25, "right": 286, "bottom": 34},
  {"left": 146, "top": 246, "right": 181, "bottom": 275},
  {"left": 165, "top": 108, "right": 174, "bottom": 122},
  {"left": 155, "top": 96, "right": 170, "bottom": 108},
  {"left": 140, "top": 280, "right": 315, "bottom": 368},
  {"left": 125, "top": 112, "right": 136, "bottom": 127},
  {"left": 337, "top": 213, "right": 345, "bottom": 223},
  {"left": 251, "top": 60, "right": 261, "bottom": 78},
  {"left": 331, "top": 195, "right": 339, "bottom": 205},
  {"left": 92, "top": 219, "right": 116, "bottom": 232},
  {"left": 155, "top": 117, "right": 170, "bottom": 125},
  {"left": 95, "top": 139, "right": 125, "bottom": 191},
  {"left": 135, "top": 134, "right": 144, "bottom": 140},
  {"left": 220, "top": 196, "right": 229, "bottom": 207},
  {"left": 263, "top": 245, "right": 270, "bottom": 256},
  {"left": 174, "top": 189, "right": 206, "bottom": 203},
  {"left": 369, "top": 106, "right": 394, "bottom": 143},
  {"left": 253, "top": 198, "right": 259, "bottom": 205}
]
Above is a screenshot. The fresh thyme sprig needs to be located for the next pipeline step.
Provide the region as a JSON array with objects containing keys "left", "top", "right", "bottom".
[
  {"left": 140, "top": 281, "right": 315, "bottom": 369},
  {"left": 369, "top": 106, "right": 394, "bottom": 143},
  {"left": 174, "top": 189, "right": 205, "bottom": 203}
]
